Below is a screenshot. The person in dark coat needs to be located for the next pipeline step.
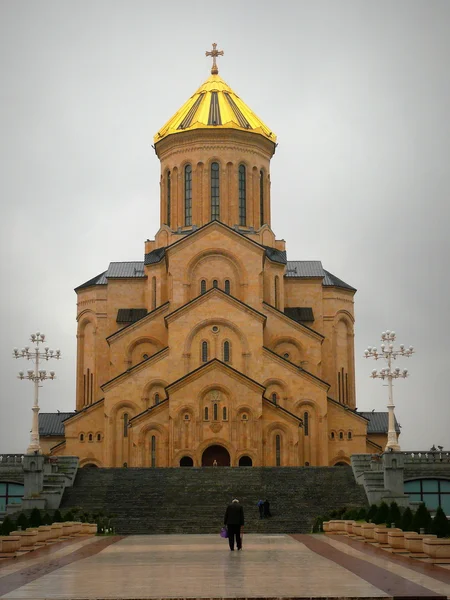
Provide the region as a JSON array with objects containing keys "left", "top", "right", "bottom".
[
  {"left": 263, "top": 499, "right": 272, "bottom": 518},
  {"left": 257, "top": 499, "right": 264, "bottom": 519},
  {"left": 224, "top": 498, "right": 244, "bottom": 550}
]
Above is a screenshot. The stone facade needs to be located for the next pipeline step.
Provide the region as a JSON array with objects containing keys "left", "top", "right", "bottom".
[{"left": 49, "top": 67, "right": 388, "bottom": 467}]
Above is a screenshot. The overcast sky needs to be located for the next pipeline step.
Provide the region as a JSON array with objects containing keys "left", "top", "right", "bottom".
[{"left": 1, "top": 0, "right": 449, "bottom": 454}]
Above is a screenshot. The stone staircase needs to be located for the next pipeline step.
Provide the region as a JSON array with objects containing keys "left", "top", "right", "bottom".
[
  {"left": 41, "top": 456, "right": 79, "bottom": 509},
  {"left": 60, "top": 466, "right": 368, "bottom": 534}
]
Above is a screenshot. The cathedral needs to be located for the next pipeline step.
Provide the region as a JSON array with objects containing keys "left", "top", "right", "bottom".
[{"left": 41, "top": 46, "right": 393, "bottom": 467}]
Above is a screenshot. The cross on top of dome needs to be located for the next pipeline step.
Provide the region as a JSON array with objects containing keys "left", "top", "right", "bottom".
[{"left": 205, "top": 43, "right": 224, "bottom": 75}]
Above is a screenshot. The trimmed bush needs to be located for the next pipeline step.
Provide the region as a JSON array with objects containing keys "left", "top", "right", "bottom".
[
  {"left": 357, "top": 507, "right": 367, "bottom": 520},
  {"left": 0, "top": 516, "right": 15, "bottom": 535},
  {"left": 431, "top": 506, "right": 450, "bottom": 538},
  {"left": 16, "top": 512, "right": 29, "bottom": 530},
  {"left": 373, "top": 502, "right": 389, "bottom": 525},
  {"left": 412, "top": 503, "right": 432, "bottom": 534},
  {"left": 367, "top": 504, "right": 378, "bottom": 522},
  {"left": 29, "top": 508, "right": 42, "bottom": 528},
  {"left": 42, "top": 513, "right": 53, "bottom": 526},
  {"left": 64, "top": 511, "right": 75, "bottom": 521},
  {"left": 401, "top": 507, "right": 414, "bottom": 531},
  {"left": 312, "top": 514, "right": 330, "bottom": 533},
  {"left": 388, "top": 502, "right": 402, "bottom": 528},
  {"left": 53, "top": 510, "right": 63, "bottom": 522}
]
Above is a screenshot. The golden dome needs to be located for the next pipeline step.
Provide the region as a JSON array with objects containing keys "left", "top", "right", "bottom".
[{"left": 154, "top": 73, "right": 276, "bottom": 144}]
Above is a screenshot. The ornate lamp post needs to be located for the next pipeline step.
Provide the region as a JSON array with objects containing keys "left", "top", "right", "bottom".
[
  {"left": 13, "top": 332, "right": 61, "bottom": 454},
  {"left": 364, "top": 330, "right": 414, "bottom": 452}
]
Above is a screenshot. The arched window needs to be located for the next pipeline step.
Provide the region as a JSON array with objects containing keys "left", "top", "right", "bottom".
[
  {"left": 304, "top": 412, "right": 309, "bottom": 436},
  {"left": 184, "top": 164, "right": 192, "bottom": 226},
  {"left": 166, "top": 171, "right": 171, "bottom": 226},
  {"left": 213, "top": 279, "right": 218, "bottom": 288},
  {"left": 260, "top": 169, "right": 264, "bottom": 226},
  {"left": 201, "top": 341, "right": 208, "bottom": 363},
  {"left": 97, "top": 433, "right": 101, "bottom": 442},
  {"left": 211, "top": 162, "right": 220, "bottom": 220},
  {"left": 200, "top": 279, "right": 207, "bottom": 294},
  {"left": 88, "top": 433, "right": 93, "bottom": 442},
  {"left": 271, "top": 392, "right": 278, "bottom": 405},
  {"left": 339, "top": 431, "right": 344, "bottom": 440},
  {"left": 79, "top": 433, "right": 84, "bottom": 442},
  {"left": 348, "top": 431, "right": 352, "bottom": 440},
  {"left": 223, "top": 406, "right": 227, "bottom": 420},
  {"left": 238, "top": 165, "right": 246, "bottom": 226},
  {"left": 151, "top": 435, "right": 156, "bottom": 467},
  {"left": 331, "top": 431, "right": 335, "bottom": 440},
  {"left": 213, "top": 403, "right": 218, "bottom": 421},
  {"left": 123, "top": 414, "right": 129, "bottom": 438},
  {"left": 224, "top": 279, "right": 230, "bottom": 294},
  {"left": 154, "top": 393, "right": 160, "bottom": 406},
  {"left": 274, "top": 276, "right": 280, "bottom": 309},
  {"left": 204, "top": 406, "right": 209, "bottom": 420},
  {"left": 152, "top": 276, "right": 157, "bottom": 310},
  {"left": 223, "top": 341, "right": 230, "bottom": 362},
  {"left": 275, "top": 434, "right": 281, "bottom": 466}
]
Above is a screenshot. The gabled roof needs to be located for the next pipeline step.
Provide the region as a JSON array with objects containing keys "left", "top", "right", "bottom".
[
  {"left": 39, "top": 413, "right": 75, "bottom": 436},
  {"left": 75, "top": 271, "right": 108, "bottom": 291},
  {"left": 284, "top": 307, "right": 314, "bottom": 323},
  {"left": 264, "top": 246, "right": 287, "bottom": 265},
  {"left": 75, "top": 262, "right": 146, "bottom": 291},
  {"left": 358, "top": 411, "right": 401, "bottom": 434},
  {"left": 116, "top": 308, "right": 148, "bottom": 324},
  {"left": 285, "top": 260, "right": 356, "bottom": 291},
  {"left": 144, "top": 247, "right": 166, "bottom": 265}
]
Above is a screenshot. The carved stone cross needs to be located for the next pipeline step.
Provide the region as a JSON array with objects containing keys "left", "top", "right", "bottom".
[{"left": 206, "top": 43, "right": 224, "bottom": 75}]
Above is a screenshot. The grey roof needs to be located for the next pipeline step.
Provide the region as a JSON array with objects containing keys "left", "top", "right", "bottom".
[
  {"left": 358, "top": 411, "right": 401, "bottom": 434},
  {"left": 116, "top": 308, "right": 148, "bottom": 324},
  {"left": 323, "top": 270, "right": 356, "bottom": 291},
  {"left": 144, "top": 247, "right": 166, "bottom": 265},
  {"left": 106, "top": 262, "right": 145, "bottom": 278},
  {"left": 265, "top": 247, "right": 287, "bottom": 265},
  {"left": 75, "top": 271, "right": 108, "bottom": 291},
  {"left": 284, "top": 307, "right": 315, "bottom": 323},
  {"left": 39, "top": 412, "right": 75, "bottom": 436},
  {"left": 285, "top": 261, "right": 325, "bottom": 278}
]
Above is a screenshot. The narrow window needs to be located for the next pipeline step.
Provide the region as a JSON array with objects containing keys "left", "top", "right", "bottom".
[
  {"left": 211, "top": 162, "right": 220, "bottom": 220},
  {"left": 97, "top": 433, "right": 101, "bottom": 441},
  {"left": 88, "top": 433, "right": 93, "bottom": 442},
  {"left": 151, "top": 435, "right": 156, "bottom": 467},
  {"left": 238, "top": 165, "right": 246, "bottom": 226},
  {"left": 152, "top": 276, "right": 156, "bottom": 310},
  {"left": 260, "top": 169, "right": 264, "bottom": 226},
  {"left": 224, "top": 279, "right": 230, "bottom": 294},
  {"left": 204, "top": 406, "right": 209, "bottom": 420},
  {"left": 274, "top": 276, "right": 280, "bottom": 309},
  {"left": 223, "top": 341, "right": 230, "bottom": 362},
  {"left": 79, "top": 433, "right": 84, "bottom": 442},
  {"left": 184, "top": 164, "right": 192, "bottom": 226},
  {"left": 338, "top": 371, "right": 341, "bottom": 402},
  {"left": 275, "top": 434, "right": 281, "bottom": 466},
  {"left": 123, "top": 413, "right": 129, "bottom": 438},
  {"left": 223, "top": 406, "right": 227, "bottom": 420},
  {"left": 154, "top": 393, "right": 160, "bottom": 405},
  {"left": 202, "top": 341, "right": 208, "bottom": 363},
  {"left": 331, "top": 432, "right": 335, "bottom": 440},
  {"left": 271, "top": 392, "right": 278, "bottom": 405},
  {"left": 304, "top": 412, "right": 309, "bottom": 436},
  {"left": 213, "top": 403, "right": 218, "bottom": 421},
  {"left": 339, "top": 431, "right": 344, "bottom": 440},
  {"left": 212, "top": 279, "right": 218, "bottom": 288},
  {"left": 167, "top": 171, "right": 171, "bottom": 226},
  {"left": 200, "top": 279, "right": 207, "bottom": 294},
  {"left": 348, "top": 431, "right": 352, "bottom": 440}
]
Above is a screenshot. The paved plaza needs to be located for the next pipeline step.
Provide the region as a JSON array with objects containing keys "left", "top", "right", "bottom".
[{"left": 1, "top": 534, "right": 450, "bottom": 599}]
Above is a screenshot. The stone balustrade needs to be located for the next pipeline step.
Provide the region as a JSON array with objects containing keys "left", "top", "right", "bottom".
[
  {"left": 422, "top": 538, "right": 450, "bottom": 562},
  {"left": 361, "top": 522, "right": 376, "bottom": 540},
  {"left": 0, "top": 536, "right": 22, "bottom": 556},
  {"left": 10, "top": 530, "right": 38, "bottom": 548},
  {"left": 0, "top": 454, "right": 25, "bottom": 464},
  {"left": 403, "top": 451, "right": 450, "bottom": 464}
]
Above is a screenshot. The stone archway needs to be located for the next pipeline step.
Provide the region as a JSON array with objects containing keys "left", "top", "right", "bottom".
[
  {"left": 238, "top": 455, "right": 252, "bottom": 467},
  {"left": 202, "top": 445, "right": 230, "bottom": 467},
  {"left": 180, "top": 456, "right": 194, "bottom": 467}
]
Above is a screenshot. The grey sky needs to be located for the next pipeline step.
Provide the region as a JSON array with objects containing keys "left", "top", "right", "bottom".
[{"left": 1, "top": 0, "right": 449, "bottom": 453}]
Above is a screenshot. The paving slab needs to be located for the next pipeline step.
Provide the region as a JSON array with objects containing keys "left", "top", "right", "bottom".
[{"left": 0, "top": 534, "right": 447, "bottom": 599}]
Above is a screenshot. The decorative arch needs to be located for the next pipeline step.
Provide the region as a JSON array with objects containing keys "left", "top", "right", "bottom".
[
  {"left": 126, "top": 336, "right": 163, "bottom": 366},
  {"left": 271, "top": 336, "right": 304, "bottom": 366},
  {"left": 142, "top": 379, "right": 168, "bottom": 407},
  {"left": 195, "top": 437, "right": 235, "bottom": 465},
  {"left": 330, "top": 455, "right": 351, "bottom": 466},
  {"left": 138, "top": 423, "right": 168, "bottom": 467},
  {"left": 184, "top": 317, "right": 250, "bottom": 357},
  {"left": 79, "top": 457, "right": 103, "bottom": 468}
]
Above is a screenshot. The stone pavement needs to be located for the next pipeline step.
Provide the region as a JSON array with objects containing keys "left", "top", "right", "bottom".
[{"left": 0, "top": 533, "right": 449, "bottom": 599}]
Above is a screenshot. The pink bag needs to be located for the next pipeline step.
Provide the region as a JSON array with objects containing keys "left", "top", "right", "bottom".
[{"left": 220, "top": 526, "right": 228, "bottom": 538}]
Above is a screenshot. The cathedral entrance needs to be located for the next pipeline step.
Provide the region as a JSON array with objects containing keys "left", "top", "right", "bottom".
[{"left": 202, "top": 445, "right": 230, "bottom": 467}]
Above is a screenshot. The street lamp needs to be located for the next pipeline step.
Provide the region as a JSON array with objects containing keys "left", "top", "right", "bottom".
[
  {"left": 364, "top": 330, "right": 414, "bottom": 452},
  {"left": 13, "top": 332, "right": 61, "bottom": 454}
]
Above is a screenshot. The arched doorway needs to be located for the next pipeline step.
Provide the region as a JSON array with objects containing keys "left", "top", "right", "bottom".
[
  {"left": 238, "top": 455, "right": 252, "bottom": 467},
  {"left": 202, "top": 445, "right": 230, "bottom": 466},
  {"left": 82, "top": 463, "right": 99, "bottom": 468},
  {"left": 334, "top": 462, "right": 350, "bottom": 467},
  {"left": 180, "top": 456, "right": 194, "bottom": 467}
]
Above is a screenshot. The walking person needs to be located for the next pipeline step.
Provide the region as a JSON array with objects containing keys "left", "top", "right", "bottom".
[
  {"left": 257, "top": 499, "right": 264, "bottom": 519},
  {"left": 224, "top": 498, "right": 244, "bottom": 551}
]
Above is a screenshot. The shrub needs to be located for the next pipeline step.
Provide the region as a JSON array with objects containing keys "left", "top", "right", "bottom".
[
  {"left": 42, "top": 513, "right": 53, "bottom": 526},
  {"left": 367, "top": 504, "right": 378, "bottom": 522},
  {"left": 312, "top": 514, "right": 330, "bottom": 532},
  {"left": 0, "top": 516, "right": 15, "bottom": 535},
  {"left": 431, "top": 506, "right": 450, "bottom": 538},
  {"left": 357, "top": 507, "right": 367, "bottom": 520},
  {"left": 53, "top": 510, "right": 63, "bottom": 522},
  {"left": 64, "top": 511, "right": 75, "bottom": 521},
  {"left": 412, "top": 503, "right": 432, "bottom": 534},
  {"left": 16, "top": 512, "right": 29, "bottom": 530},
  {"left": 401, "top": 507, "right": 414, "bottom": 532},
  {"left": 29, "top": 508, "right": 42, "bottom": 528},
  {"left": 373, "top": 502, "right": 389, "bottom": 525},
  {"left": 388, "top": 502, "right": 402, "bottom": 528}
]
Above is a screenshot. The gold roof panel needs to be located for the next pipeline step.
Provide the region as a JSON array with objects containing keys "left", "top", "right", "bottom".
[{"left": 154, "top": 74, "right": 276, "bottom": 144}]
